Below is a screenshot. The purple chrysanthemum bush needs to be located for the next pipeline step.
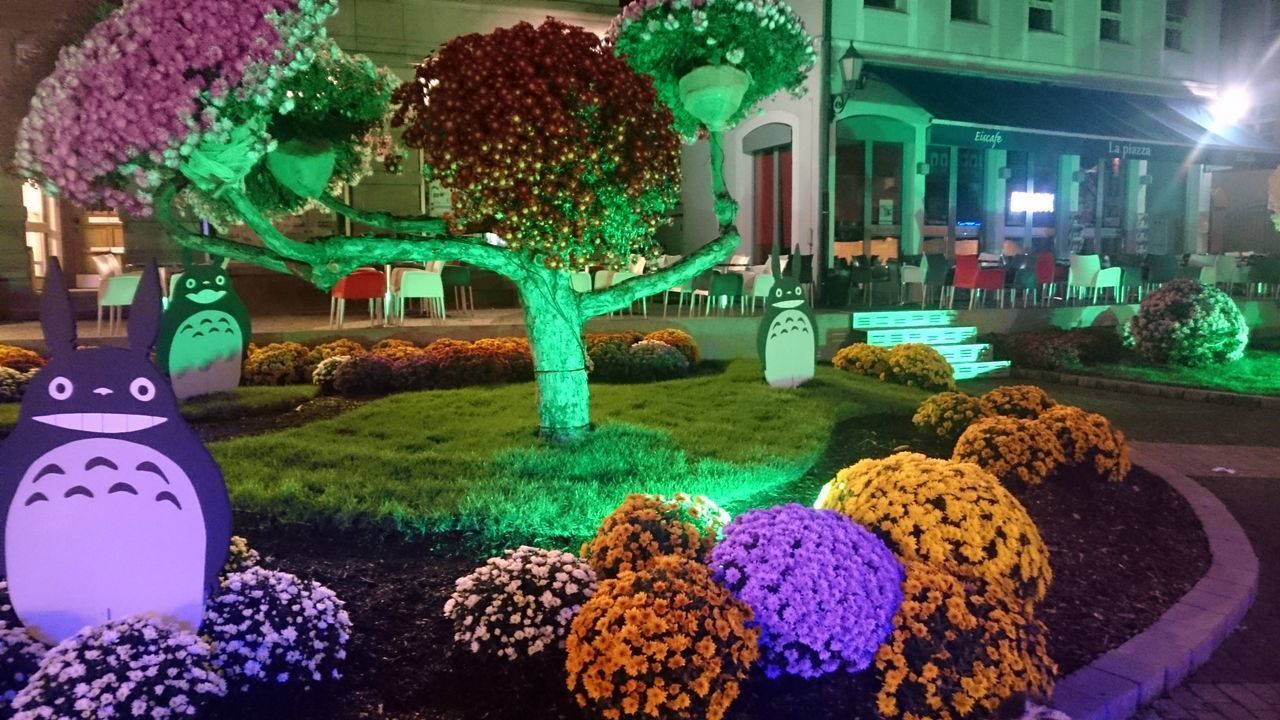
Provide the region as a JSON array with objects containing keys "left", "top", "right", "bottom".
[
  {"left": 708, "top": 505, "right": 903, "bottom": 679},
  {"left": 14, "top": 0, "right": 336, "bottom": 216}
]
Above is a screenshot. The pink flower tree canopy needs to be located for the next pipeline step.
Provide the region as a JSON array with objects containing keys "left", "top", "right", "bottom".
[{"left": 14, "top": 0, "right": 336, "bottom": 216}]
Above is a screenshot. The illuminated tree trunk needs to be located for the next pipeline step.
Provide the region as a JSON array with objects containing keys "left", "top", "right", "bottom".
[{"left": 518, "top": 266, "right": 591, "bottom": 442}]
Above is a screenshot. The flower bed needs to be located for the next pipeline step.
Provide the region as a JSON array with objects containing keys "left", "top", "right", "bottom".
[{"left": 833, "top": 342, "right": 954, "bottom": 391}]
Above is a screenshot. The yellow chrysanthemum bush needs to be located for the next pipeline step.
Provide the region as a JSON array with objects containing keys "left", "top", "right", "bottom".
[
  {"left": 912, "top": 391, "right": 992, "bottom": 454},
  {"left": 978, "top": 385, "right": 1057, "bottom": 419},
  {"left": 565, "top": 555, "right": 760, "bottom": 720},
  {"left": 816, "top": 452, "right": 1051, "bottom": 603},
  {"left": 242, "top": 342, "right": 310, "bottom": 385},
  {"left": 884, "top": 343, "right": 955, "bottom": 392},
  {"left": 642, "top": 329, "right": 700, "bottom": 365},
  {"left": 951, "top": 415, "right": 1065, "bottom": 486},
  {"left": 1036, "top": 405, "right": 1132, "bottom": 483},
  {"left": 580, "top": 493, "right": 729, "bottom": 579},
  {"left": 875, "top": 561, "right": 1057, "bottom": 720},
  {"left": 831, "top": 343, "right": 890, "bottom": 377}
]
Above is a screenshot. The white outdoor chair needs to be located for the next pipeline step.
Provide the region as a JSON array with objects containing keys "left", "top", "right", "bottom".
[
  {"left": 748, "top": 272, "right": 775, "bottom": 314},
  {"left": 1066, "top": 254, "right": 1101, "bottom": 304},
  {"left": 608, "top": 270, "right": 646, "bottom": 316},
  {"left": 98, "top": 273, "right": 142, "bottom": 336},
  {"left": 570, "top": 271, "right": 593, "bottom": 293},
  {"left": 395, "top": 270, "right": 446, "bottom": 324},
  {"left": 899, "top": 256, "right": 926, "bottom": 305},
  {"left": 1088, "top": 266, "right": 1123, "bottom": 304},
  {"left": 663, "top": 278, "right": 695, "bottom": 317},
  {"left": 593, "top": 270, "right": 615, "bottom": 291}
]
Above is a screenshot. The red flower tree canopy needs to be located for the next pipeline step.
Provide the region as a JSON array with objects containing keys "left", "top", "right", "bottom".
[{"left": 391, "top": 20, "right": 681, "bottom": 270}]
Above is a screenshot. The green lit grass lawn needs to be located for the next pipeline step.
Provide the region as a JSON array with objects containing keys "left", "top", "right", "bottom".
[
  {"left": 1075, "top": 349, "right": 1280, "bottom": 396},
  {"left": 0, "top": 385, "right": 317, "bottom": 432},
  {"left": 212, "top": 360, "right": 926, "bottom": 548}
]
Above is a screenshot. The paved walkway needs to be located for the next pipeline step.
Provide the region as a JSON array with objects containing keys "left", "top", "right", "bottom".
[{"left": 962, "top": 379, "right": 1280, "bottom": 719}]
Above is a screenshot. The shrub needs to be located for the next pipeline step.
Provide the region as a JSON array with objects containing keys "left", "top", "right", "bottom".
[
  {"left": 1065, "top": 326, "right": 1126, "bottom": 364},
  {"left": 884, "top": 343, "right": 955, "bottom": 391},
  {"left": 587, "top": 337, "right": 637, "bottom": 382},
  {"left": 304, "top": 339, "right": 367, "bottom": 375},
  {"left": 0, "top": 367, "right": 33, "bottom": 403},
  {"left": 988, "top": 330, "right": 1082, "bottom": 371},
  {"left": 585, "top": 331, "right": 645, "bottom": 354},
  {"left": 952, "top": 416, "right": 1065, "bottom": 486},
  {"left": 204, "top": 567, "right": 351, "bottom": 691},
  {"left": 311, "top": 355, "right": 351, "bottom": 393},
  {"left": 222, "top": 535, "right": 263, "bottom": 576},
  {"left": 580, "top": 493, "right": 728, "bottom": 579},
  {"left": 422, "top": 338, "right": 505, "bottom": 388},
  {"left": 816, "top": 452, "right": 1051, "bottom": 604},
  {"left": 0, "top": 623, "right": 45, "bottom": 704},
  {"left": 12, "top": 616, "right": 226, "bottom": 718},
  {"left": 708, "top": 505, "right": 902, "bottom": 679},
  {"left": 626, "top": 340, "right": 690, "bottom": 381},
  {"left": 331, "top": 353, "right": 394, "bottom": 396},
  {"left": 875, "top": 562, "right": 1056, "bottom": 720},
  {"left": 369, "top": 338, "right": 423, "bottom": 363},
  {"left": 472, "top": 337, "right": 534, "bottom": 381},
  {"left": 565, "top": 556, "right": 759, "bottom": 720},
  {"left": 0, "top": 346, "right": 44, "bottom": 373},
  {"left": 390, "top": 353, "right": 436, "bottom": 392},
  {"left": 0, "top": 581, "right": 16, "bottom": 626},
  {"left": 979, "top": 385, "right": 1057, "bottom": 419},
  {"left": 831, "top": 343, "right": 889, "bottom": 377},
  {"left": 912, "top": 391, "right": 991, "bottom": 453},
  {"left": 643, "top": 329, "right": 700, "bottom": 365},
  {"left": 243, "top": 342, "right": 310, "bottom": 385},
  {"left": 1037, "top": 405, "right": 1131, "bottom": 483},
  {"left": 1127, "top": 278, "right": 1249, "bottom": 366},
  {"left": 443, "top": 546, "right": 597, "bottom": 661}
]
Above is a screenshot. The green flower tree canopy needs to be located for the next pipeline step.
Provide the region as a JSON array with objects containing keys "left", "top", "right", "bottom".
[
  {"left": 390, "top": 19, "right": 682, "bottom": 271},
  {"left": 609, "top": 0, "right": 817, "bottom": 139}
]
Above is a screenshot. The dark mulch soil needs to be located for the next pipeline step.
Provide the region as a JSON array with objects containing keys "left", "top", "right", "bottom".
[
  {"left": 193, "top": 396, "right": 363, "bottom": 443},
  {"left": 208, "top": 460, "right": 1211, "bottom": 720}
]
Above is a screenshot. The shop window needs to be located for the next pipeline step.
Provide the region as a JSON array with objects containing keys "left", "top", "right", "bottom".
[
  {"left": 956, "top": 148, "right": 984, "bottom": 226},
  {"left": 753, "top": 146, "right": 793, "bottom": 263},
  {"left": 1164, "top": 0, "right": 1187, "bottom": 50},
  {"left": 1100, "top": 0, "right": 1123, "bottom": 42},
  {"left": 835, "top": 141, "right": 866, "bottom": 242},
  {"left": 924, "top": 146, "right": 950, "bottom": 226},
  {"left": 22, "top": 182, "right": 61, "bottom": 280},
  {"left": 1029, "top": 0, "right": 1055, "bottom": 32},
  {"left": 872, "top": 143, "right": 903, "bottom": 229},
  {"left": 951, "top": 0, "right": 980, "bottom": 22},
  {"left": 864, "top": 0, "right": 897, "bottom": 8}
]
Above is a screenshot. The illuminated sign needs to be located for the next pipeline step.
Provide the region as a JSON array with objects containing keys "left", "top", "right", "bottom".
[{"left": 1010, "top": 191, "right": 1055, "bottom": 213}]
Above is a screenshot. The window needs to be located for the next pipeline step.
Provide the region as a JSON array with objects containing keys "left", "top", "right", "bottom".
[
  {"left": 951, "top": 0, "right": 980, "bottom": 22},
  {"left": 1029, "top": 0, "right": 1054, "bottom": 32},
  {"left": 1164, "top": 0, "right": 1187, "bottom": 50},
  {"left": 753, "top": 146, "right": 793, "bottom": 262},
  {"left": 1100, "top": 0, "right": 1123, "bottom": 42},
  {"left": 864, "top": 0, "right": 897, "bottom": 8},
  {"left": 22, "top": 182, "right": 61, "bottom": 280}
]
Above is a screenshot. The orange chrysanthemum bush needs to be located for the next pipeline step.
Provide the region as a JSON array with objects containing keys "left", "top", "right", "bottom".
[
  {"left": 303, "top": 338, "right": 367, "bottom": 375},
  {"left": 978, "top": 385, "right": 1057, "bottom": 419},
  {"left": 368, "top": 338, "right": 423, "bottom": 363},
  {"left": 472, "top": 337, "right": 535, "bottom": 381},
  {"left": 831, "top": 343, "right": 889, "bottom": 378},
  {"left": 951, "top": 416, "right": 1065, "bottom": 486},
  {"left": 0, "top": 345, "right": 45, "bottom": 373},
  {"left": 912, "top": 391, "right": 992, "bottom": 454},
  {"left": 565, "top": 555, "right": 760, "bottom": 720},
  {"left": 875, "top": 561, "right": 1057, "bottom": 720},
  {"left": 816, "top": 452, "right": 1051, "bottom": 603},
  {"left": 580, "top": 493, "right": 729, "bottom": 579},
  {"left": 642, "top": 329, "right": 700, "bottom": 365},
  {"left": 1036, "top": 405, "right": 1132, "bottom": 483},
  {"left": 884, "top": 343, "right": 955, "bottom": 392},
  {"left": 242, "top": 342, "right": 310, "bottom": 385}
]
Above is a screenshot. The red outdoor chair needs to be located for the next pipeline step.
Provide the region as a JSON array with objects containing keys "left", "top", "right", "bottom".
[
  {"left": 948, "top": 254, "right": 1005, "bottom": 309},
  {"left": 1034, "top": 251, "right": 1057, "bottom": 305},
  {"left": 330, "top": 268, "right": 387, "bottom": 328}
]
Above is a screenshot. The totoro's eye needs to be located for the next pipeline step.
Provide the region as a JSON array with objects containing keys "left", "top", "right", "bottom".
[
  {"left": 795, "top": 287, "right": 803, "bottom": 296},
  {"left": 215, "top": 275, "right": 227, "bottom": 286},
  {"left": 48, "top": 377, "right": 73, "bottom": 400},
  {"left": 130, "top": 378, "right": 156, "bottom": 402},
  {"left": 774, "top": 289, "right": 783, "bottom": 297},
  {"left": 185, "top": 278, "right": 196, "bottom": 289}
]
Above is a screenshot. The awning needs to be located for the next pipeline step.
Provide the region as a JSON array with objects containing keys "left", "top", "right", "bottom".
[{"left": 868, "top": 65, "right": 1280, "bottom": 167}]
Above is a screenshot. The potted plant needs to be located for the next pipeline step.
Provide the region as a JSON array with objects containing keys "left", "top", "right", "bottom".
[{"left": 608, "top": 0, "right": 817, "bottom": 138}]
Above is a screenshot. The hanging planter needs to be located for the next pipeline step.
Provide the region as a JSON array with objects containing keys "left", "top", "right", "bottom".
[
  {"left": 678, "top": 65, "right": 751, "bottom": 132},
  {"left": 266, "top": 138, "right": 337, "bottom": 199}
]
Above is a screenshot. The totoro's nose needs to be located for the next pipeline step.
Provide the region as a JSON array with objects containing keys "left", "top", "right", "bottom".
[{"left": 93, "top": 387, "right": 113, "bottom": 396}]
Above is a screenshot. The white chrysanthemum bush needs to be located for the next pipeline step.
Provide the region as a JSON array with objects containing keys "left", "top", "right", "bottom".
[
  {"left": 444, "top": 546, "right": 598, "bottom": 661},
  {"left": 0, "top": 623, "right": 45, "bottom": 704},
  {"left": 11, "top": 616, "right": 227, "bottom": 720},
  {"left": 204, "top": 567, "right": 352, "bottom": 691}
]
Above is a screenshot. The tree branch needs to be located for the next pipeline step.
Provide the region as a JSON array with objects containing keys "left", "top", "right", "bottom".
[
  {"left": 154, "top": 182, "right": 307, "bottom": 279},
  {"left": 305, "top": 233, "right": 530, "bottom": 288},
  {"left": 314, "top": 194, "right": 450, "bottom": 235},
  {"left": 220, "top": 188, "right": 324, "bottom": 265}
]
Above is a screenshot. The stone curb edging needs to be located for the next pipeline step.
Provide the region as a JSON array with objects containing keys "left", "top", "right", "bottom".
[
  {"left": 1050, "top": 447, "right": 1259, "bottom": 720},
  {"left": 1010, "top": 368, "right": 1280, "bottom": 409}
]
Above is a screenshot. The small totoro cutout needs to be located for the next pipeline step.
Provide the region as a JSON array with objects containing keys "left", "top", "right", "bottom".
[
  {"left": 0, "top": 260, "right": 232, "bottom": 643},
  {"left": 156, "top": 257, "right": 251, "bottom": 399},
  {"left": 758, "top": 246, "right": 817, "bottom": 388}
]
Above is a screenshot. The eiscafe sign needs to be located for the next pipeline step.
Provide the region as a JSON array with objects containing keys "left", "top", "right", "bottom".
[{"left": 974, "top": 130, "right": 1004, "bottom": 148}]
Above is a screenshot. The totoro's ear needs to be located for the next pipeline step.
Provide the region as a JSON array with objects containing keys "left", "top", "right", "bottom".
[
  {"left": 128, "top": 261, "right": 163, "bottom": 355},
  {"left": 40, "top": 258, "right": 77, "bottom": 356},
  {"left": 217, "top": 255, "right": 230, "bottom": 270}
]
